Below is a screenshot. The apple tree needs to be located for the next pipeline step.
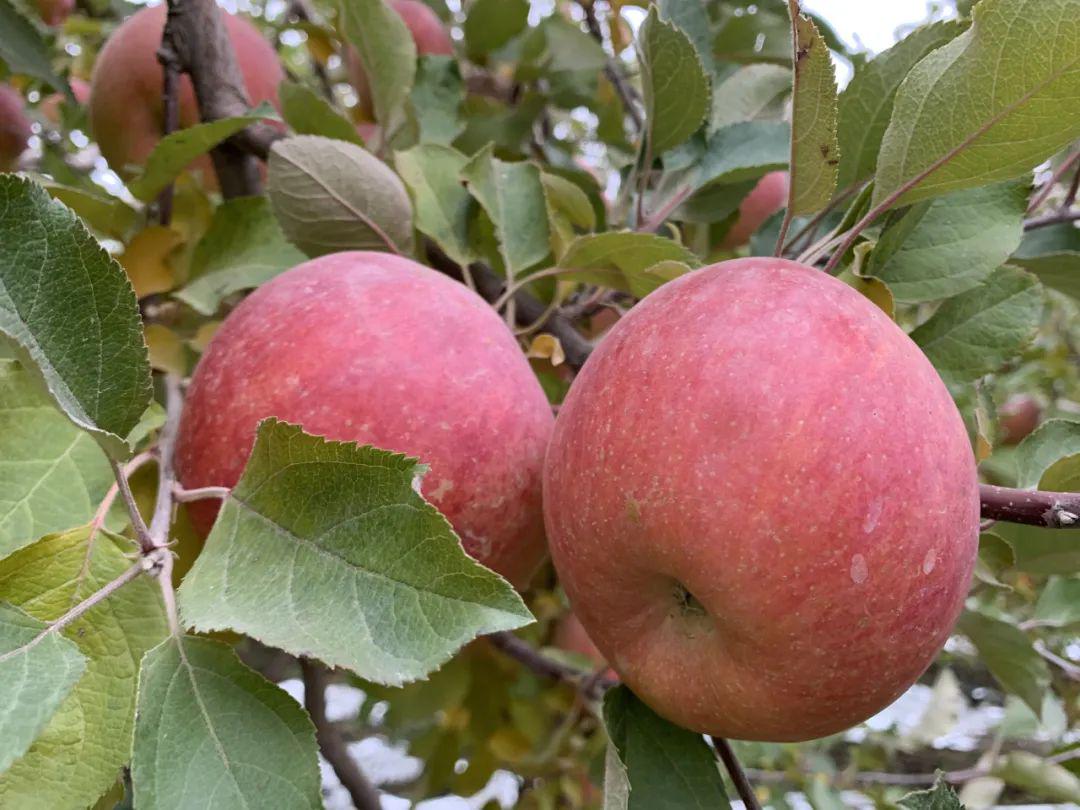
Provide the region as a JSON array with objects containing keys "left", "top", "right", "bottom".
[{"left": 0, "top": 0, "right": 1079, "bottom": 807}]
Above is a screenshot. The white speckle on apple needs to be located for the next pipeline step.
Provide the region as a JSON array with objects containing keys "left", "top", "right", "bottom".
[{"left": 850, "top": 554, "right": 868, "bottom": 584}]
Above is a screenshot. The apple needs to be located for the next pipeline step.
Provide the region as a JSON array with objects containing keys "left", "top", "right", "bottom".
[
  {"left": 0, "top": 84, "right": 31, "bottom": 171},
  {"left": 175, "top": 251, "right": 554, "bottom": 589},
  {"left": 88, "top": 4, "right": 283, "bottom": 183},
  {"left": 554, "top": 613, "right": 615, "bottom": 679},
  {"left": 721, "top": 170, "right": 790, "bottom": 249},
  {"left": 40, "top": 77, "right": 91, "bottom": 126},
  {"left": 36, "top": 0, "right": 73, "bottom": 26},
  {"left": 346, "top": 0, "right": 453, "bottom": 121},
  {"left": 998, "top": 394, "right": 1041, "bottom": 445},
  {"left": 544, "top": 257, "right": 979, "bottom": 741}
]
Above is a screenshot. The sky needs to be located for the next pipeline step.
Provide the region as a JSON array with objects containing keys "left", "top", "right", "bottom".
[{"left": 802, "top": 0, "right": 947, "bottom": 54}]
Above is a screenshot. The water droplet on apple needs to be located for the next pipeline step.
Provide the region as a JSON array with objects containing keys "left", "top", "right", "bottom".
[{"left": 850, "top": 554, "right": 868, "bottom": 584}]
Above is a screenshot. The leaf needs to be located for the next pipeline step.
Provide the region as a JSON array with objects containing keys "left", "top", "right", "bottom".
[
  {"left": 461, "top": 145, "right": 550, "bottom": 277},
  {"left": 993, "top": 521, "right": 1080, "bottom": 575},
  {"left": 557, "top": 232, "right": 699, "bottom": 298},
  {"left": 993, "top": 751, "right": 1080, "bottom": 803},
  {"left": 656, "top": 0, "right": 715, "bottom": 79},
  {"left": 864, "top": 182, "right": 1027, "bottom": 303},
  {"left": 127, "top": 105, "right": 278, "bottom": 202},
  {"left": 1015, "top": 419, "right": 1080, "bottom": 489},
  {"left": 957, "top": 609, "right": 1050, "bottom": 716},
  {"left": 603, "top": 685, "right": 730, "bottom": 810},
  {"left": 42, "top": 184, "right": 139, "bottom": 241},
  {"left": 974, "top": 531, "right": 1014, "bottom": 589},
  {"left": 1033, "top": 576, "right": 1080, "bottom": 627},
  {"left": 0, "top": 603, "right": 86, "bottom": 775},
  {"left": 464, "top": 0, "right": 528, "bottom": 61},
  {"left": 785, "top": 0, "right": 839, "bottom": 215},
  {"left": 639, "top": 6, "right": 710, "bottom": 155},
  {"left": 119, "top": 225, "right": 183, "bottom": 300},
  {"left": 279, "top": 81, "right": 365, "bottom": 145},
  {"left": 541, "top": 172, "right": 596, "bottom": 231},
  {"left": 408, "top": 55, "right": 465, "bottom": 145},
  {"left": 0, "top": 175, "right": 153, "bottom": 459},
  {"left": 132, "top": 635, "right": 322, "bottom": 810},
  {"left": 0, "top": 360, "right": 114, "bottom": 560},
  {"left": 1011, "top": 226, "right": 1080, "bottom": 301},
  {"left": 395, "top": 144, "right": 475, "bottom": 267},
  {"left": 0, "top": 528, "right": 167, "bottom": 809},
  {"left": 910, "top": 265, "right": 1043, "bottom": 386},
  {"left": 178, "top": 420, "right": 533, "bottom": 686},
  {"left": 873, "top": 0, "right": 1080, "bottom": 208},
  {"left": 835, "top": 21, "right": 965, "bottom": 191},
  {"left": 268, "top": 134, "right": 414, "bottom": 257},
  {"left": 0, "top": 0, "right": 69, "bottom": 95},
  {"left": 709, "top": 64, "right": 791, "bottom": 131},
  {"left": 338, "top": 0, "right": 417, "bottom": 132},
  {"left": 897, "top": 775, "right": 965, "bottom": 810},
  {"left": 178, "top": 197, "right": 306, "bottom": 316}
]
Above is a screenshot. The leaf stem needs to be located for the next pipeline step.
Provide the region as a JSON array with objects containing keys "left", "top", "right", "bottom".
[
  {"left": 711, "top": 736, "right": 762, "bottom": 810},
  {"left": 172, "top": 484, "right": 231, "bottom": 502},
  {"left": 110, "top": 457, "right": 156, "bottom": 553},
  {"left": 1025, "top": 149, "right": 1080, "bottom": 214}
]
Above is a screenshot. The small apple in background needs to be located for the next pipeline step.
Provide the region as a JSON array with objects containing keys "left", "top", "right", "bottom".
[
  {"left": 721, "top": 170, "right": 790, "bottom": 249},
  {"left": 346, "top": 0, "right": 453, "bottom": 121},
  {"left": 544, "top": 257, "right": 979, "bottom": 741},
  {"left": 998, "top": 394, "right": 1041, "bottom": 446},
  {"left": 355, "top": 121, "right": 380, "bottom": 144},
  {"left": 175, "top": 251, "right": 554, "bottom": 590},
  {"left": 89, "top": 4, "right": 283, "bottom": 183},
  {"left": 554, "top": 613, "right": 616, "bottom": 679},
  {"left": 40, "top": 77, "right": 91, "bottom": 125},
  {"left": 0, "top": 84, "right": 31, "bottom": 171},
  {"left": 36, "top": 0, "right": 73, "bottom": 26}
]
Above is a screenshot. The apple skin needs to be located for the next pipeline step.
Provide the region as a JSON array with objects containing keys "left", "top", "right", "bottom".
[
  {"left": 544, "top": 257, "right": 979, "bottom": 741},
  {"left": 721, "top": 170, "right": 790, "bottom": 249},
  {"left": 998, "top": 394, "right": 1041, "bottom": 446},
  {"left": 40, "top": 77, "right": 91, "bottom": 125},
  {"left": 346, "top": 0, "right": 453, "bottom": 120},
  {"left": 175, "top": 251, "right": 554, "bottom": 590},
  {"left": 0, "top": 84, "right": 31, "bottom": 171},
  {"left": 36, "top": 0, "right": 73, "bottom": 26},
  {"left": 89, "top": 5, "right": 283, "bottom": 182}
]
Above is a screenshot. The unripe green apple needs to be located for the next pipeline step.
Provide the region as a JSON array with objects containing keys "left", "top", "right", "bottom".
[
  {"left": 721, "top": 170, "right": 790, "bottom": 249},
  {"left": 89, "top": 5, "right": 283, "bottom": 183},
  {"left": 0, "top": 84, "right": 31, "bottom": 171},
  {"left": 175, "top": 252, "right": 553, "bottom": 589},
  {"left": 544, "top": 257, "right": 979, "bottom": 741}
]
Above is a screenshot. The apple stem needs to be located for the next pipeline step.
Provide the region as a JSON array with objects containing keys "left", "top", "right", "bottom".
[
  {"left": 711, "top": 736, "right": 763, "bottom": 810},
  {"left": 979, "top": 483, "right": 1080, "bottom": 529}
]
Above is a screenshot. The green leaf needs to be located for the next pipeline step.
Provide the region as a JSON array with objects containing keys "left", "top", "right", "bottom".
[
  {"left": 178, "top": 420, "right": 533, "bottom": 686},
  {"left": 1033, "top": 576, "right": 1080, "bottom": 627},
  {"left": 993, "top": 751, "right": 1080, "bottom": 803},
  {"left": 864, "top": 182, "right": 1027, "bottom": 303},
  {"left": 897, "top": 775, "right": 964, "bottom": 810},
  {"left": 1015, "top": 419, "right": 1080, "bottom": 489},
  {"left": 127, "top": 105, "right": 278, "bottom": 202},
  {"left": 785, "top": 0, "right": 839, "bottom": 215},
  {"left": 0, "top": 0, "right": 69, "bottom": 95},
  {"left": 873, "top": 0, "right": 1080, "bottom": 208},
  {"left": 42, "top": 184, "right": 139, "bottom": 241},
  {"left": 656, "top": 0, "right": 716, "bottom": 79},
  {"left": 0, "top": 528, "right": 167, "bottom": 809},
  {"left": 461, "top": 144, "right": 550, "bottom": 277},
  {"left": 177, "top": 197, "right": 307, "bottom": 316},
  {"left": 835, "top": 21, "right": 965, "bottom": 191},
  {"left": 557, "top": 231, "right": 700, "bottom": 298},
  {"left": 974, "top": 531, "right": 1014, "bottom": 589},
  {"left": 957, "top": 609, "right": 1050, "bottom": 716},
  {"left": 279, "top": 81, "right": 365, "bottom": 145},
  {"left": 709, "top": 64, "right": 791, "bottom": 131},
  {"left": 0, "top": 603, "right": 86, "bottom": 775},
  {"left": 910, "top": 264, "right": 1043, "bottom": 386},
  {"left": 993, "top": 521, "right": 1080, "bottom": 575},
  {"left": 541, "top": 173, "right": 596, "bottom": 232},
  {"left": 464, "top": 0, "right": 528, "bottom": 61},
  {"left": 603, "top": 685, "right": 730, "bottom": 810},
  {"left": 639, "top": 6, "right": 710, "bottom": 156},
  {"left": 268, "top": 134, "right": 414, "bottom": 257},
  {"left": 338, "top": 0, "right": 417, "bottom": 132},
  {"left": 408, "top": 55, "right": 465, "bottom": 146},
  {"left": 395, "top": 143, "right": 475, "bottom": 267},
  {"left": 132, "top": 635, "right": 322, "bottom": 810},
  {"left": 714, "top": 3, "right": 792, "bottom": 65},
  {"left": 1010, "top": 251, "right": 1080, "bottom": 302},
  {"left": 0, "top": 360, "right": 115, "bottom": 560},
  {"left": 0, "top": 175, "right": 153, "bottom": 459}
]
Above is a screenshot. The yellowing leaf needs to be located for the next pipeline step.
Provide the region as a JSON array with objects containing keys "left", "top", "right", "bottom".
[
  {"left": 144, "top": 324, "right": 186, "bottom": 376},
  {"left": 120, "top": 226, "right": 184, "bottom": 299},
  {"left": 527, "top": 334, "right": 566, "bottom": 367}
]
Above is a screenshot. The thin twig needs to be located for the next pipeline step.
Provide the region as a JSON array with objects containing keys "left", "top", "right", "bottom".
[
  {"left": 711, "top": 737, "right": 763, "bottom": 810},
  {"left": 149, "top": 375, "right": 184, "bottom": 544},
  {"left": 301, "top": 660, "right": 382, "bottom": 810},
  {"left": 638, "top": 184, "right": 693, "bottom": 233},
  {"left": 1026, "top": 150, "right": 1080, "bottom": 214},
  {"left": 109, "top": 457, "right": 156, "bottom": 553},
  {"left": 486, "top": 631, "right": 617, "bottom": 700},
  {"left": 782, "top": 184, "right": 858, "bottom": 257},
  {"left": 1023, "top": 208, "right": 1080, "bottom": 231},
  {"left": 172, "top": 484, "right": 230, "bottom": 502},
  {"left": 89, "top": 451, "right": 156, "bottom": 543},
  {"left": 978, "top": 483, "right": 1080, "bottom": 528},
  {"left": 579, "top": 0, "right": 643, "bottom": 131},
  {"left": 1033, "top": 640, "right": 1080, "bottom": 680}
]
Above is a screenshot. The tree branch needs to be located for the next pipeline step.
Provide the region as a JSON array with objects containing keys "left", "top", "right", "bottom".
[
  {"left": 979, "top": 483, "right": 1080, "bottom": 528},
  {"left": 156, "top": 39, "right": 182, "bottom": 225},
  {"left": 711, "top": 737, "right": 763, "bottom": 810},
  {"left": 486, "top": 631, "right": 617, "bottom": 700},
  {"left": 1023, "top": 207, "right": 1080, "bottom": 231},
  {"left": 301, "top": 660, "right": 382, "bottom": 810},
  {"left": 578, "top": 0, "right": 643, "bottom": 131}
]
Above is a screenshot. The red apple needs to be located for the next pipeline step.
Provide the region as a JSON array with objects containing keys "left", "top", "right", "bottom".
[
  {"left": 36, "top": 0, "right": 73, "bottom": 26},
  {"left": 998, "top": 394, "right": 1041, "bottom": 446},
  {"left": 721, "top": 170, "right": 790, "bottom": 249},
  {"left": 544, "top": 257, "right": 979, "bottom": 741},
  {"left": 89, "top": 5, "right": 283, "bottom": 183},
  {"left": 346, "top": 0, "right": 453, "bottom": 121},
  {"left": 0, "top": 84, "right": 31, "bottom": 171},
  {"left": 40, "top": 77, "right": 91, "bottom": 125},
  {"left": 175, "top": 251, "right": 553, "bottom": 589}
]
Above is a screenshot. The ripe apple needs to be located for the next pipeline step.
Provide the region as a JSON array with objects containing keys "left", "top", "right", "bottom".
[
  {"left": 346, "top": 0, "right": 453, "bottom": 121},
  {"left": 36, "top": 0, "right": 73, "bottom": 26},
  {"left": 88, "top": 4, "right": 283, "bottom": 183},
  {"left": 40, "top": 77, "right": 91, "bottom": 125},
  {"left": 175, "top": 251, "right": 554, "bottom": 589},
  {"left": 0, "top": 84, "right": 31, "bottom": 171},
  {"left": 998, "top": 394, "right": 1041, "bottom": 445},
  {"left": 721, "top": 170, "right": 790, "bottom": 249},
  {"left": 544, "top": 257, "right": 979, "bottom": 741}
]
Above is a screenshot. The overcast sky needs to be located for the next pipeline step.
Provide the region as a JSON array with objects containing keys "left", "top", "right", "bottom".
[{"left": 802, "top": 0, "right": 947, "bottom": 53}]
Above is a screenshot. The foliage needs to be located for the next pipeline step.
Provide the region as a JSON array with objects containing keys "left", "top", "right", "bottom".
[{"left": 0, "top": 0, "right": 1078, "bottom": 807}]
